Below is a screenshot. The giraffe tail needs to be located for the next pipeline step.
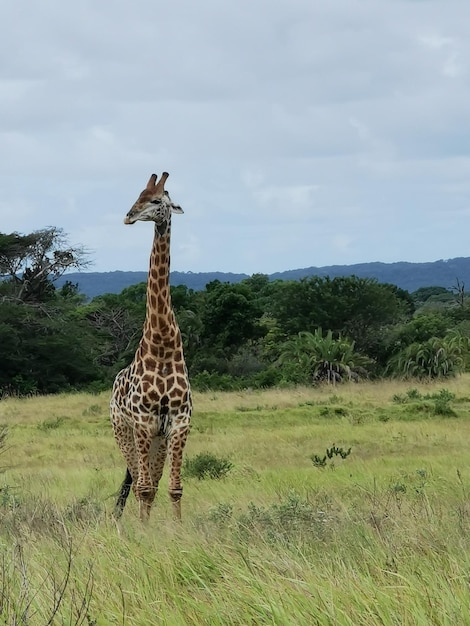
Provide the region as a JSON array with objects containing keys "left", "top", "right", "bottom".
[{"left": 114, "top": 468, "right": 133, "bottom": 518}]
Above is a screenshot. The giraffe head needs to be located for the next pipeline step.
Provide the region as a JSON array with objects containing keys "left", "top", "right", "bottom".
[{"left": 124, "top": 172, "right": 184, "bottom": 230}]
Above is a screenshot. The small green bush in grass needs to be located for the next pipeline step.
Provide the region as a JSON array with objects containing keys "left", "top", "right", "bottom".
[
  {"left": 37, "top": 415, "right": 66, "bottom": 431},
  {"left": 431, "top": 389, "right": 456, "bottom": 416},
  {"left": 392, "top": 388, "right": 457, "bottom": 417},
  {"left": 183, "top": 452, "right": 233, "bottom": 480},
  {"left": 236, "top": 492, "right": 332, "bottom": 544},
  {"left": 0, "top": 484, "right": 20, "bottom": 510},
  {"left": 311, "top": 444, "right": 352, "bottom": 469}
]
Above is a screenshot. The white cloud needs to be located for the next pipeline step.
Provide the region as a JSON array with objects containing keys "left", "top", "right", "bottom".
[
  {"left": 331, "top": 234, "right": 355, "bottom": 254},
  {"left": 253, "top": 184, "right": 320, "bottom": 217},
  {"left": 418, "top": 32, "right": 465, "bottom": 78}
]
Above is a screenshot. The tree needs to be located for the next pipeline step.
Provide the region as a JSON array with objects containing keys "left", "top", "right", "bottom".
[
  {"left": 412, "top": 286, "right": 453, "bottom": 305},
  {"left": 0, "top": 227, "right": 90, "bottom": 302},
  {"left": 452, "top": 278, "right": 466, "bottom": 308},
  {"left": 267, "top": 276, "right": 413, "bottom": 350},
  {"left": 80, "top": 289, "right": 146, "bottom": 370},
  {"left": 0, "top": 299, "right": 102, "bottom": 395},
  {"left": 0, "top": 227, "right": 97, "bottom": 395},
  {"left": 200, "top": 281, "right": 265, "bottom": 352},
  {"left": 382, "top": 313, "right": 450, "bottom": 362},
  {"left": 170, "top": 284, "right": 197, "bottom": 312}
]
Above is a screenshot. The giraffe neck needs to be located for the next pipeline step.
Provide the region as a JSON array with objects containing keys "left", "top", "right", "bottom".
[{"left": 138, "top": 221, "right": 182, "bottom": 358}]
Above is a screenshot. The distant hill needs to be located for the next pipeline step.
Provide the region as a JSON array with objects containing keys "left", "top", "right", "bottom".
[
  {"left": 56, "top": 271, "right": 249, "bottom": 299},
  {"left": 57, "top": 257, "right": 470, "bottom": 299}
]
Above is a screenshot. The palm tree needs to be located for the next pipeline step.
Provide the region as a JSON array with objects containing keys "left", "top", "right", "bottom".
[
  {"left": 386, "top": 331, "right": 470, "bottom": 379},
  {"left": 278, "top": 329, "right": 372, "bottom": 384}
]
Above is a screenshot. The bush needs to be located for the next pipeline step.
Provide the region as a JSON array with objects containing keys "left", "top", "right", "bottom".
[
  {"left": 391, "top": 388, "right": 457, "bottom": 417},
  {"left": 431, "top": 389, "right": 456, "bottom": 416},
  {"left": 250, "top": 366, "right": 283, "bottom": 388},
  {"left": 311, "top": 444, "right": 352, "bottom": 469},
  {"left": 237, "top": 492, "right": 332, "bottom": 543},
  {"left": 277, "top": 329, "right": 372, "bottom": 385},
  {"left": 191, "top": 371, "right": 243, "bottom": 391},
  {"left": 37, "top": 416, "right": 66, "bottom": 431},
  {"left": 386, "top": 333, "right": 469, "bottom": 379},
  {"left": 183, "top": 453, "right": 233, "bottom": 480}
]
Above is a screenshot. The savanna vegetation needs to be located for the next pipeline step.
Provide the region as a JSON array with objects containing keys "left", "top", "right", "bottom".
[
  {"left": 1, "top": 379, "right": 470, "bottom": 624},
  {"left": 2, "top": 227, "right": 470, "bottom": 624},
  {"left": 2, "top": 228, "right": 470, "bottom": 397}
]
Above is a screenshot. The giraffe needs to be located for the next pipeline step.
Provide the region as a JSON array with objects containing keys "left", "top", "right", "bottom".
[{"left": 110, "top": 172, "right": 192, "bottom": 522}]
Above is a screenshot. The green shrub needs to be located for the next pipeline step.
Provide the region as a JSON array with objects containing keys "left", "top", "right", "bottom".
[
  {"left": 0, "top": 484, "right": 20, "bottom": 510},
  {"left": 311, "top": 444, "right": 352, "bottom": 469},
  {"left": 251, "top": 366, "right": 283, "bottom": 388},
  {"left": 208, "top": 502, "right": 234, "bottom": 524},
  {"left": 431, "top": 389, "right": 456, "bottom": 416},
  {"left": 386, "top": 333, "right": 469, "bottom": 379},
  {"left": 392, "top": 388, "right": 457, "bottom": 417},
  {"left": 277, "top": 329, "right": 372, "bottom": 385},
  {"left": 183, "top": 453, "right": 233, "bottom": 480},
  {"left": 37, "top": 416, "right": 66, "bottom": 431},
  {"left": 191, "top": 371, "right": 242, "bottom": 392},
  {"left": 236, "top": 492, "right": 332, "bottom": 543}
]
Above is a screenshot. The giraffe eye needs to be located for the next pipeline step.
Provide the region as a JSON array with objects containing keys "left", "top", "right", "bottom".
[{"left": 150, "top": 200, "right": 161, "bottom": 205}]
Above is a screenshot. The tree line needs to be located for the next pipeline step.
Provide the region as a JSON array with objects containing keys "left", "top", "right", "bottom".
[{"left": 1, "top": 228, "right": 469, "bottom": 396}]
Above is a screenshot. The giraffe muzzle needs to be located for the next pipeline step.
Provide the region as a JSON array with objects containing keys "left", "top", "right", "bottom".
[{"left": 124, "top": 213, "right": 136, "bottom": 225}]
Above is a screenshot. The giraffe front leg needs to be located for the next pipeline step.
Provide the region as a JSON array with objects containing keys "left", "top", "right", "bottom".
[
  {"left": 148, "top": 435, "right": 167, "bottom": 496},
  {"left": 167, "top": 424, "right": 190, "bottom": 522}
]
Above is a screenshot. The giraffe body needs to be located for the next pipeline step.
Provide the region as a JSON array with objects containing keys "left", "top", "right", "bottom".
[{"left": 110, "top": 172, "right": 192, "bottom": 521}]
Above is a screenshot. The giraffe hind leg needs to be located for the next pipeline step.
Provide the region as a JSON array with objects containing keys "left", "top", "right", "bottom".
[
  {"left": 148, "top": 436, "right": 168, "bottom": 497},
  {"left": 111, "top": 412, "right": 139, "bottom": 518}
]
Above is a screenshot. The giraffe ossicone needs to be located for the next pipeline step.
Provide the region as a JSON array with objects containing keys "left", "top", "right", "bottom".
[{"left": 110, "top": 172, "right": 192, "bottom": 522}]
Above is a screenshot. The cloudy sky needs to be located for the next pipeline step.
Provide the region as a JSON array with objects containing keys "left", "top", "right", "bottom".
[{"left": 1, "top": 0, "right": 469, "bottom": 275}]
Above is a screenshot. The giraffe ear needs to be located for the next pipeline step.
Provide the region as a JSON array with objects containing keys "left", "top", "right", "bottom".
[
  {"left": 146, "top": 174, "right": 157, "bottom": 189},
  {"left": 171, "top": 203, "right": 184, "bottom": 215}
]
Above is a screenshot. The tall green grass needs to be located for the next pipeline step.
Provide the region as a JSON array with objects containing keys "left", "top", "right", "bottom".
[{"left": 1, "top": 378, "right": 470, "bottom": 624}]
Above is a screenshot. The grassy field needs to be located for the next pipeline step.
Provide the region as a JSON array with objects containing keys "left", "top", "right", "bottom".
[{"left": 1, "top": 377, "right": 470, "bottom": 625}]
